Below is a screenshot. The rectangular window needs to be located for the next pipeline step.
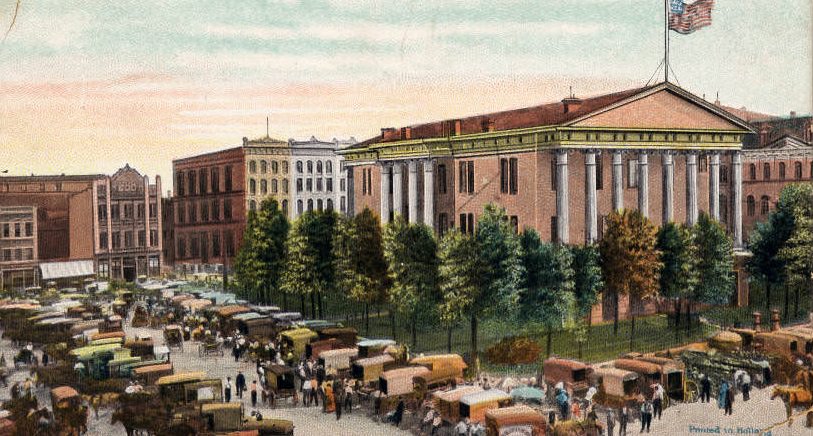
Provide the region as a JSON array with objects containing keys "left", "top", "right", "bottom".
[
  {"left": 224, "top": 199, "right": 233, "bottom": 220},
  {"left": 510, "top": 215, "right": 519, "bottom": 234},
  {"left": 225, "top": 231, "right": 235, "bottom": 256},
  {"left": 438, "top": 213, "right": 449, "bottom": 236},
  {"left": 138, "top": 230, "right": 146, "bottom": 247},
  {"left": 2, "top": 249, "right": 10, "bottom": 261},
  {"left": 212, "top": 233, "right": 221, "bottom": 257},
  {"left": 509, "top": 158, "right": 518, "bottom": 195},
  {"left": 361, "top": 171, "right": 367, "bottom": 195},
  {"left": 177, "top": 237, "right": 186, "bottom": 258},
  {"left": 211, "top": 168, "right": 220, "bottom": 193},
  {"left": 14, "top": 223, "right": 20, "bottom": 237},
  {"left": 551, "top": 159, "right": 557, "bottom": 191},
  {"left": 201, "top": 202, "right": 209, "bottom": 222},
  {"left": 188, "top": 203, "right": 197, "bottom": 223},
  {"left": 467, "top": 213, "right": 474, "bottom": 234},
  {"left": 150, "top": 230, "right": 158, "bottom": 247},
  {"left": 99, "top": 232, "right": 108, "bottom": 249},
  {"left": 551, "top": 217, "right": 558, "bottom": 243},
  {"left": 340, "top": 178, "right": 345, "bottom": 192},
  {"left": 190, "top": 236, "right": 200, "bottom": 257},
  {"left": 459, "top": 213, "right": 467, "bottom": 234},
  {"left": 177, "top": 203, "right": 185, "bottom": 224},
  {"left": 112, "top": 232, "right": 120, "bottom": 249},
  {"left": 306, "top": 178, "right": 313, "bottom": 192},
  {"left": 316, "top": 178, "right": 323, "bottom": 192},
  {"left": 111, "top": 204, "right": 120, "bottom": 220},
  {"left": 2, "top": 223, "right": 8, "bottom": 238},
  {"left": 367, "top": 169, "right": 372, "bottom": 196},
  {"left": 500, "top": 158, "right": 509, "bottom": 194},
  {"left": 212, "top": 199, "right": 220, "bottom": 221},
  {"left": 224, "top": 166, "right": 233, "bottom": 192},
  {"left": 699, "top": 156, "right": 708, "bottom": 173},
  {"left": 124, "top": 231, "right": 134, "bottom": 248},
  {"left": 124, "top": 204, "right": 133, "bottom": 219},
  {"left": 98, "top": 205, "right": 107, "bottom": 221},
  {"left": 149, "top": 203, "right": 156, "bottom": 218},
  {"left": 24, "top": 222, "right": 32, "bottom": 237},
  {"left": 459, "top": 162, "right": 465, "bottom": 193},
  {"left": 340, "top": 196, "right": 346, "bottom": 212},
  {"left": 99, "top": 261, "right": 109, "bottom": 278},
  {"left": 467, "top": 161, "right": 475, "bottom": 194},
  {"left": 327, "top": 178, "right": 333, "bottom": 192},
  {"left": 438, "top": 164, "right": 447, "bottom": 194},
  {"left": 137, "top": 203, "right": 144, "bottom": 219},
  {"left": 627, "top": 159, "right": 638, "bottom": 188}
]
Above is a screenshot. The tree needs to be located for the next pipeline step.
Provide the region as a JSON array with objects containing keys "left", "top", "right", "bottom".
[
  {"left": 438, "top": 230, "right": 483, "bottom": 359},
  {"left": 656, "top": 222, "right": 699, "bottom": 329},
  {"left": 439, "top": 205, "right": 523, "bottom": 367},
  {"left": 280, "top": 213, "right": 320, "bottom": 317},
  {"left": 233, "top": 198, "right": 289, "bottom": 304},
  {"left": 777, "top": 184, "right": 813, "bottom": 318},
  {"left": 383, "top": 216, "right": 440, "bottom": 348},
  {"left": 518, "top": 229, "right": 574, "bottom": 357},
  {"left": 691, "top": 213, "right": 734, "bottom": 328},
  {"left": 748, "top": 200, "right": 795, "bottom": 313},
  {"left": 599, "top": 210, "right": 661, "bottom": 336},
  {"left": 571, "top": 244, "right": 603, "bottom": 321},
  {"left": 332, "top": 208, "right": 389, "bottom": 333}
]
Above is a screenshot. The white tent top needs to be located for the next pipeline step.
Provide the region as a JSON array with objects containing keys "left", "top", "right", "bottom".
[{"left": 40, "top": 260, "right": 95, "bottom": 280}]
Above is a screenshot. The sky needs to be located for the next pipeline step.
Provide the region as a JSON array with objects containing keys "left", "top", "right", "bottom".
[{"left": 0, "top": 0, "right": 810, "bottom": 191}]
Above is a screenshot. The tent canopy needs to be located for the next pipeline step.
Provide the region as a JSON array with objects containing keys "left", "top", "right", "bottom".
[{"left": 40, "top": 260, "right": 94, "bottom": 280}]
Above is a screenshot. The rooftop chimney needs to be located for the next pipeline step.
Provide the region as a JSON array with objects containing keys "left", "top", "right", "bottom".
[
  {"left": 381, "top": 127, "right": 398, "bottom": 141},
  {"left": 401, "top": 127, "right": 412, "bottom": 140}
]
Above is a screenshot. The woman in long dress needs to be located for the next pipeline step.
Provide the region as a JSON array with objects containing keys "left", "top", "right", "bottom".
[{"left": 324, "top": 382, "right": 336, "bottom": 413}]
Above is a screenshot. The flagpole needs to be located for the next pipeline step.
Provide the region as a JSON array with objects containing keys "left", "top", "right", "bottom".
[{"left": 664, "top": 0, "right": 669, "bottom": 82}]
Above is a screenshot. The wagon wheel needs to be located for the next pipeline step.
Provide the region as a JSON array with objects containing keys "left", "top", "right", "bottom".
[{"left": 683, "top": 380, "right": 699, "bottom": 403}]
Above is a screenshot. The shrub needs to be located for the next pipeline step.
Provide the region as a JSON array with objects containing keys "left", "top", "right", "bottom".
[{"left": 485, "top": 336, "right": 542, "bottom": 365}]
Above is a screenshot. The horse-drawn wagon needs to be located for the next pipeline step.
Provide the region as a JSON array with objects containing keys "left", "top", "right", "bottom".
[
  {"left": 543, "top": 357, "right": 592, "bottom": 396},
  {"left": 459, "top": 389, "right": 512, "bottom": 424},
  {"left": 485, "top": 405, "right": 546, "bottom": 436},
  {"left": 351, "top": 354, "right": 395, "bottom": 385},
  {"left": 432, "top": 385, "right": 483, "bottom": 423},
  {"left": 264, "top": 365, "right": 298, "bottom": 404}
]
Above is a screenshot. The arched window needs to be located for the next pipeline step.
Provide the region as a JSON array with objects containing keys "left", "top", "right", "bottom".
[
  {"left": 249, "top": 178, "right": 256, "bottom": 195},
  {"left": 282, "top": 179, "right": 289, "bottom": 193},
  {"left": 282, "top": 200, "right": 288, "bottom": 216},
  {"left": 763, "top": 163, "right": 771, "bottom": 180},
  {"left": 297, "top": 200, "right": 303, "bottom": 215},
  {"left": 296, "top": 161, "right": 303, "bottom": 173},
  {"left": 271, "top": 161, "right": 279, "bottom": 174},
  {"left": 317, "top": 199, "right": 323, "bottom": 211},
  {"left": 326, "top": 199, "right": 334, "bottom": 210},
  {"left": 307, "top": 199, "right": 313, "bottom": 211},
  {"left": 249, "top": 160, "right": 257, "bottom": 174},
  {"left": 326, "top": 161, "right": 333, "bottom": 173},
  {"left": 307, "top": 161, "right": 313, "bottom": 173},
  {"left": 316, "top": 161, "right": 323, "bottom": 173},
  {"left": 746, "top": 195, "right": 755, "bottom": 217},
  {"left": 260, "top": 160, "right": 267, "bottom": 174},
  {"left": 271, "top": 179, "right": 278, "bottom": 193},
  {"left": 779, "top": 162, "right": 786, "bottom": 180},
  {"left": 794, "top": 162, "right": 802, "bottom": 179},
  {"left": 749, "top": 164, "right": 756, "bottom": 180},
  {"left": 760, "top": 195, "right": 770, "bottom": 215},
  {"left": 249, "top": 200, "right": 257, "bottom": 211},
  {"left": 282, "top": 162, "right": 289, "bottom": 174},
  {"left": 260, "top": 179, "right": 267, "bottom": 195}
]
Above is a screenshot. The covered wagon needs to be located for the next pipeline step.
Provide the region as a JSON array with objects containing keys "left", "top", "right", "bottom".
[
  {"left": 318, "top": 327, "right": 358, "bottom": 348},
  {"left": 432, "top": 385, "right": 483, "bottom": 423},
  {"left": 357, "top": 339, "right": 397, "bottom": 358},
  {"left": 351, "top": 354, "right": 395, "bottom": 384},
  {"left": 542, "top": 357, "right": 591, "bottom": 396},
  {"left": 318, "top": 347, "right": 358, "bottom": 371},
  {"left": 279, "top": 328, "right": 318, "bottom": 358},
  {"left": 591, "top": 367, "right": 639, "bottom": 407},
  {"left": 241, "top": 417, "right": 295, "bottom": 436},
  {"left": 134, "top": 363, "right": 174, "bottom": 385},
  {"left": 264, "top": 365, "right": 298, "bottom": 402},
  {"left": 306, "top": 338, "right": 341, "bottom": 359},
  {"left": 233, "top": 312, "right": 276, "bottom": 337},
  {"left": 485, "top": 405, "right": 546, "bottom": 436},
  {"left": 410, "top": 354, "right": 467, "bottom": 390},
  {"left": 459, "top": 389, "right": 512, "bottom": 424},
  {"left": 634, "top": 356, "right": 686, "bottom": 400},
  {"left": 157, "top": 371, "right": 207, "bottom": 403},
  {"left": 379, "top": 366, "right": 430, "bottom": 396},
  {"left": 612, "top": 359, "right": 664, "bottom": 399},
  {"left": 200, "top": 402, "right": 243, "bottom": 433}
]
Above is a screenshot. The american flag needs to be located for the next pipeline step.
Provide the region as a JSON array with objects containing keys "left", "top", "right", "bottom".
[{"left": 669, "top": 0, "right": 715, "bottom": 35}]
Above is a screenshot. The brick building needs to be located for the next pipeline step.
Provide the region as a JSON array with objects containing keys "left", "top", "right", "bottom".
[
  {"left": 170, "top": 135, "right": 354, "bottom": 272},
  {"left": 0, "top": 206, "right": 38, "bottom": 289},
  {"left": 340, "top": 82, "right": 756, "bottom": 320}
]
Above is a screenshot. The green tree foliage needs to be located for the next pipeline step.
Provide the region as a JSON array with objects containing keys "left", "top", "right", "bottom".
[
  {"left": 571, "top": 244, "right": 603, "bottom": 320},
  {"left": 332, "top": 208, "right": 389, "bottom": 332},
  {"left": 777, "top": 184, "right": 813, "bottom": 317},
  {"left": 656, "top": 222, "right": 699, "bottom": 327},
  {"left": 233, "top": 198, "right": 289, "bottom": 304},
  {"left": 438, "top": 230, "right": 483, "bottom": 360},
  {"left": 280, "top": 210, "right": 337, "bottom": 318},
  {"left": 439, "top": 204, "right": 524, "bottom": 367},
  {"left": 383, "top": 216, "right": 440, "bottom": 348},
  {"left": 518, "top": 228, "right": 574, "bottom": 356},
  {"left": 748, "top": 197, "right": 795, "bottom": 312},
  {"left": 599, "top": 210, "right": 661, "bottom": 336},
  {"left": 690, "top": 213, "right": 734, "bottom": 325}
]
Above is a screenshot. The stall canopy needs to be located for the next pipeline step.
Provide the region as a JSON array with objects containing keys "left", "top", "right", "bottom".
[{"left": 40, "top": 260, "right": 95, "bottom": 281}]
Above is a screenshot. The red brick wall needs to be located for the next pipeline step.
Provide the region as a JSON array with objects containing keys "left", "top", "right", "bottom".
[
  {"left": 742, "top": 154, "right": 813, "bottom": 237},
  {"left": 352, "top": 164, "right": 382, "bottom": 218}
]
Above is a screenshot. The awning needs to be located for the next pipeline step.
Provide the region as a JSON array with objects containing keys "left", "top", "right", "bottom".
[{"left": 40, "top": 260, "right": 95, "bottom": 280}]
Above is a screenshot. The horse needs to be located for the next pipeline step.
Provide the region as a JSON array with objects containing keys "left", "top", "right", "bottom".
[{"left": 771, "top": 385, "right": 813, "bottom": 426}]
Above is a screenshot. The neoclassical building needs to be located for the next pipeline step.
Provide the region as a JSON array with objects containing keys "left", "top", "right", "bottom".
[
  {"left": 340, "top": 82, "right": 756, "bottom": 318},
  {"left": 341, "top": 82, "right": 752, "bottom": 245}
]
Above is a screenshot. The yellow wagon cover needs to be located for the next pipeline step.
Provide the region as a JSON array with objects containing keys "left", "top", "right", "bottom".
[{"left": 157, "top": 371, "right": 206, "bottom": 386}]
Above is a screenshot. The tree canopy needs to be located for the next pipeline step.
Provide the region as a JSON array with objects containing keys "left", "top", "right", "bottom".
[{"left": 233, "top": 198, "right": 289, "bottom": 303}]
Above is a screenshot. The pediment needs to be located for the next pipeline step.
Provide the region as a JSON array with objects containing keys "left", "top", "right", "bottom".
[{"left": 571, "top": 89, "right": 746, "bottom": 131}]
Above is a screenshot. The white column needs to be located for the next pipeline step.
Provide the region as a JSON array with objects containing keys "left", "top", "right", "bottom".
[
  {"left": 585, "top": 151, "right": 598, "bottom": 243},
  {"left": 709, "top": 154, "right": 721, "bottom": 221},
  {"left": 612, "top": 151, "right": 624, "bottom": 211},
  {"left": 686, "top": 153, "right": 699, "bottom": 225},
  {"left": 407, "top": 160, "right": 419, "bottom": 223},
  {"left": 662, "top": 154, "right": 674, "bottom": 223},
  {"left": 732, "top": 152, "right": 743, "bottom": 248},
  {"left": 555, "top": 151, "right": 569, "bottom": 244},
  {"left": 392, "top": 163, "right": 403, "bottom": 218},
  {"left": 638, "top": 152, "right": 649, "bottom": 218},
  {"left": 423, "top": 159, "right": 434, "bottom": 228},
  {"left": 379, "top": 163, "right": 392, "bottom": 224}
]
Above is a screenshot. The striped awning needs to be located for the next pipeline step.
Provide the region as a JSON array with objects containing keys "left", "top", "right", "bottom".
[{"left": 40, "top": 260, "right": 95, "bottom": 280}]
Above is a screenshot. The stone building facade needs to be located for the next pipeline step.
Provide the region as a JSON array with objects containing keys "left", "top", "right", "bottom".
[
  {"left": 0, "top": 206, "right": 38, "bottom": 289},
  {"left": 290, "top": 136, "right": 355, "bottom": 219},
  {"left": 341, "top": 82, "right": 755, "bottom": 320}
]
